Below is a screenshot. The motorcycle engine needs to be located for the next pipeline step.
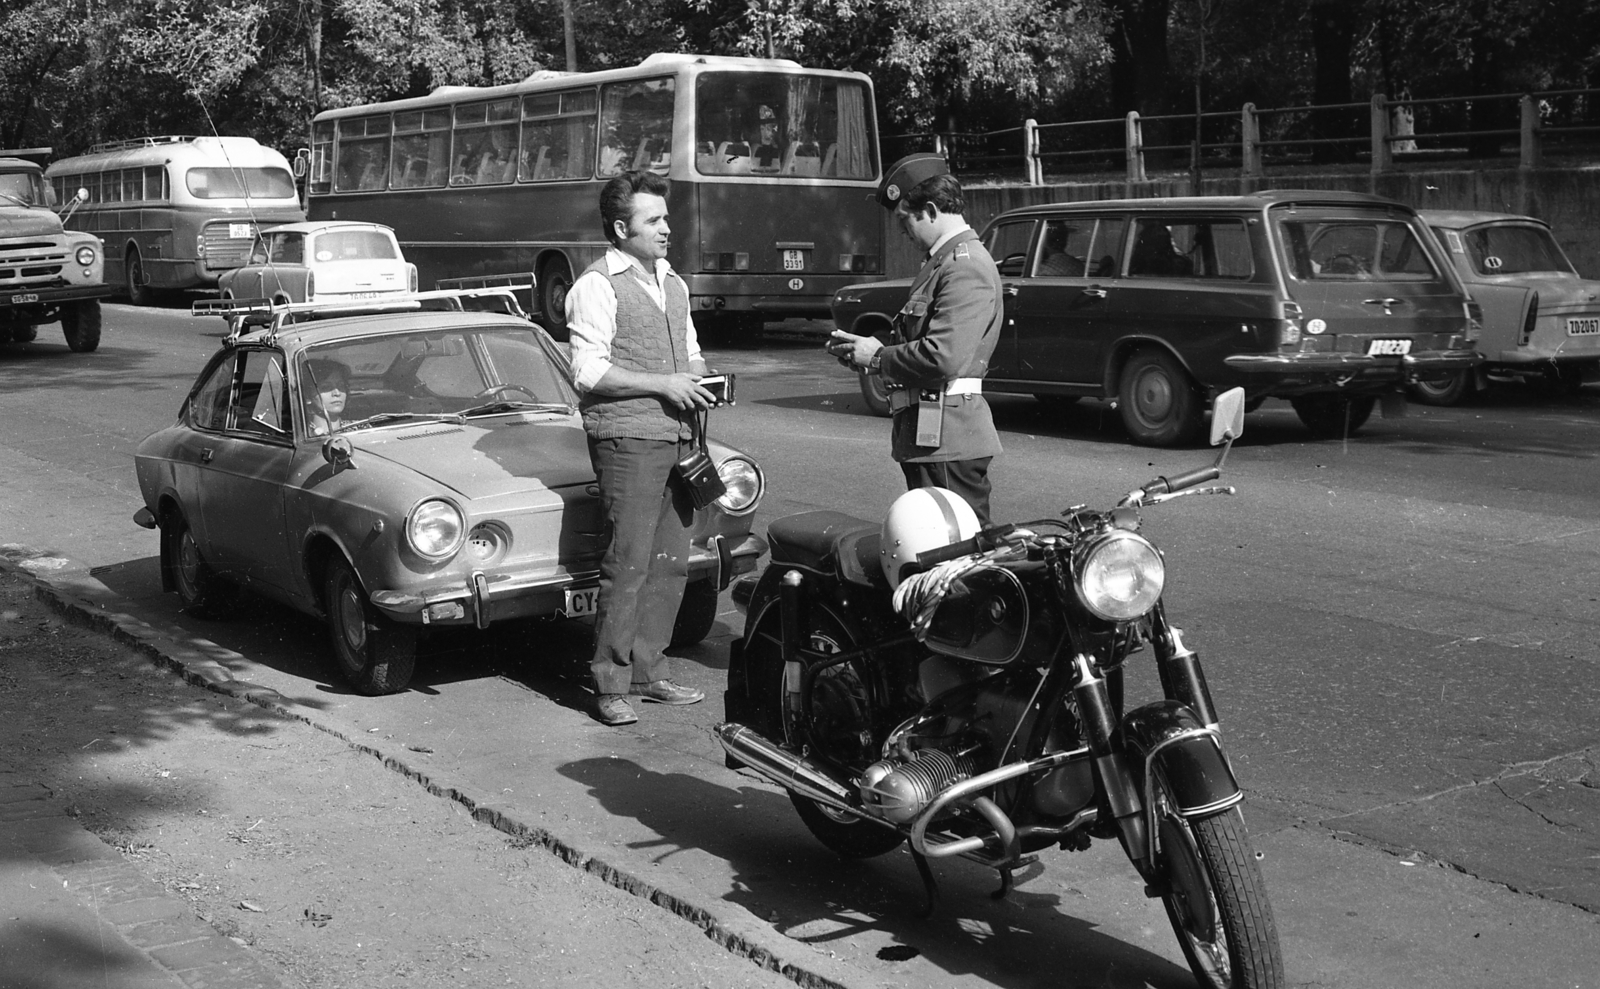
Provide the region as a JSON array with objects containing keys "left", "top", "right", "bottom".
[{"left": 859, "top": 749, "right": 978, "bottom": 824}]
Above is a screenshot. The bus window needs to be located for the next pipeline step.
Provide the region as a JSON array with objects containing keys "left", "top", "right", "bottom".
[
  {"left": 521, "top": 89, "right": 597, "bottom": 182},
  {"left": 144, "top": 166, "right": 167, "bottom": 201},
  {"left": 451, "top": 99, "right": 519, "bottom": 186},
  {"left": 335, "top": 115, "right": 392, "bottom": 193},
  {"left": 392, "top": 109, "right": 451, "bottom": 189},
  {"left": 694, "top": 73, "right": 875, "bottom": 180},
  {"left": 122, "top": 168, "right": 144, "bottom": 202},
  {"left": 311, "top": 121, "right": 334, "bottom": 195},
  {"left": 187, "top": 166, "right": 299, "bottom": 199},
  {"left": 598, "top": 77, "right": 673, "bottom": 177}
]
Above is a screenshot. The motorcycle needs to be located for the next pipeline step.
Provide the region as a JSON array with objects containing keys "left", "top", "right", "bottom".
[{"left": 716, "top": 387, "right": 1283, "bottom": 989}]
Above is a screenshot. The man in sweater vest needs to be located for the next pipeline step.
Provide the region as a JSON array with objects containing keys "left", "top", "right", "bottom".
[{"left": 567, "top": 170, "right": 719, "bottom": 726}]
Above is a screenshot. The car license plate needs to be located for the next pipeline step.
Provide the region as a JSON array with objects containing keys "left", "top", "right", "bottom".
[
  {"left": 10, "top": 293, "right": 39, "bottom": 304},
  {"left": 1366, "top": 338, "right": 1412, "bottom": 356},
  {"left": 783, "top": 249, "right": 804, "bottom": 271},
  {"left": 347, "top": 292, "right": 383, "bottom": 300},
  {"left": 229, "top": 222, "right": 254, "bottom": 240},
  {"left": 1567, "top": 317, "right": 1600, "bottom": 336},
  {"left": 562, "top": 586, "right": 598, "bottom": 617}
]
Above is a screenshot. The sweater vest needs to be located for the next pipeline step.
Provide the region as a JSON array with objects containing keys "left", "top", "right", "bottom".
[{"left": 579, "top": 259, "right": 693, "bottom": 441}]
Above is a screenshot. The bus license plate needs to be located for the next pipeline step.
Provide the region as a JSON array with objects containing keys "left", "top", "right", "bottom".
[
  {"left": 229, "top": 223, "right": 254, "bottom": 240},
  {"left": 783, "top": 249, "right": 804, "bottom": 271},
  {"left": 1366, "top": 338, "right": 1412, "bottom": 356},
  {"left": 10, "top": 293, "right": 39, "bottom": 304},
  {"left": 1567, "top": 317, "right": 1600, "bottom": 336},
  {"left": 562, "top": 586, "right": 598, "bottom": 617}
]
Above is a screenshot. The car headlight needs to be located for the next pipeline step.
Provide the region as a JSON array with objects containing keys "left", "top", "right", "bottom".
[
  {"left": 1075, "top": 530, "right": 1164, "bottom": 621},
  {"left": 406, "top": 499, "right": 465, "bottom": 560},
  {"left": 75, "top": 246, "right": 97, "bottom": 266},
  {"left": 713, "top": 456, "right": 763, "bottom": 516}
]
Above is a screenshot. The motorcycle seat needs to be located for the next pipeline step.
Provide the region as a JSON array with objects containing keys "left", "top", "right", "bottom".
[{"left": 766, "top": 510, "right": 885, "bottom": 586}]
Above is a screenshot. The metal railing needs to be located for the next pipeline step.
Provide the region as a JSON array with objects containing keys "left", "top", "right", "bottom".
[{"left": 883, "top": 87, "right": 1600, "bottom": 184}]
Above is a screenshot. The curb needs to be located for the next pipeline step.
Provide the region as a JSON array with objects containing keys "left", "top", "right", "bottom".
[{"left": 7, "top": 560, "right": 873, "bottom": 989}]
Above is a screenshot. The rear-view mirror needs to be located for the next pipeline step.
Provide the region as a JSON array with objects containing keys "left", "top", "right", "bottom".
[{"left": 1210, "top": 387, "right": 1246, "bottom": 446}]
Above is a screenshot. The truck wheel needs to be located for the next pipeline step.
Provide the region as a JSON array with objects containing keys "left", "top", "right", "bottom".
[
  {"left": 126, "top": 248, "right": 155, "bottom": 306},
  {"left": 1118, "top": 349, "right": 1203, "bottom": 447},
  {"left": 60, "top": 300, "right": 102, "bottom": 353},
  {"left": 539, "top": 258, "right": 572, "bottom": 340}
]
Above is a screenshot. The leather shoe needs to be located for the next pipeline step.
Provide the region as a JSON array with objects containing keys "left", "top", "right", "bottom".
[
  {"left": 628, "top": 679, "right": 705, "bottom": 705},
  {"left": 594, "top": 694, "right": 638, "bottom": 726}
]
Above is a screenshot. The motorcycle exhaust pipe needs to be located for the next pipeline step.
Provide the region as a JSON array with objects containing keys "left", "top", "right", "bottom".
[{"left": 715, "top": 722, "right": 878, "bottom": 823}]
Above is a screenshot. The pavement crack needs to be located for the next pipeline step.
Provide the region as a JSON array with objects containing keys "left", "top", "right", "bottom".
[{"left": 1319, "top": 743, "right": 1600, "bottom": 825}]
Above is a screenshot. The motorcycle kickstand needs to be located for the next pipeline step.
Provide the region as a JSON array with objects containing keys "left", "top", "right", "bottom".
[{"left": 910, "top": 849, "right": 940, "bottom": 919}]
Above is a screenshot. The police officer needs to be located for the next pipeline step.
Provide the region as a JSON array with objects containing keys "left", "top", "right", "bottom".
[{"left": 827, "top": 153, "right": 1003, "bottom": 524}]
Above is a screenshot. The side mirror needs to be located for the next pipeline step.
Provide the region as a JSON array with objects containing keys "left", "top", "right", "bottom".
[
  {"left": 321, "top": 435, "right": 355, "bottom": 469},
  {"left": 293, "top": 148, "right": 309, "bottom": 180},
  {"left": 1210, "top": 387, "right": 1246, "bottom": 446}
]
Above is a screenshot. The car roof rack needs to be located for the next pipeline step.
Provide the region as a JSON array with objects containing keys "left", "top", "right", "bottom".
[{"left": 194, "top": 285, "right": 536, "bottom": 344}]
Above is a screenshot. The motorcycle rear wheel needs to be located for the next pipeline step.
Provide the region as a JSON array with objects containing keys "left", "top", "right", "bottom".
[{"left": 1153, "top": 773, "right": 1284, "bottom": 988}]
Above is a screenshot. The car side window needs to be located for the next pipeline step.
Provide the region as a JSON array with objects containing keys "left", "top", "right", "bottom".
[
  {"left": 188, "top": 354, "right": 237, "bottom": 433},
  {"left": 269, "top": 233, "right": 304, "bottom": 265},
  {"left": 984, "top": 221, "right": 1036, "bottom": 278},
  {"left": 1088, "top": 218, "right": 1125, "bottom": 277},
  {"left": 233, "top": 350, "right": 290, "bottom": 437},
  {"left": 1129, "top": 218, "right": 1252, "bottom": 279},
  {"left": 1035, "top": 219, "right": 1094, "bottom": 277}
]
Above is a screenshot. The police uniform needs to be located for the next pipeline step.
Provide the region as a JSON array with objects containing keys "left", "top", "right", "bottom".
[{"left": 874, "top": 154, "right": 1003, "bottom": 523}]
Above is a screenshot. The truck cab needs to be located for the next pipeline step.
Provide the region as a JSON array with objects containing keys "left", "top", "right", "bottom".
[{"left": 0, "top": 147, "right": 113, "bottom": 352}]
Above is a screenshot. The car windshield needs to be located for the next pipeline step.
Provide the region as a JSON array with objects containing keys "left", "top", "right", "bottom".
[
  {"left": 311, "top": 229, "right": 398, "bottom": 262},
  {"left": 0, "top": 169, "right": 47, "bottom": 206},
  {"left": 1277, "top": 216, "right": 1441, "bottom": 282},
  {"left": 297, "top": 326, "right": 576, "bottom": 435},
  {"left": 1457, "top": 224, "right": 1575, "bottom": 276}
]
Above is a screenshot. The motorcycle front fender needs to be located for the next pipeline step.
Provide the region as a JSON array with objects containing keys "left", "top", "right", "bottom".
[{"left": 1117, "top": 700, "right": 1241, "bottom": 817}]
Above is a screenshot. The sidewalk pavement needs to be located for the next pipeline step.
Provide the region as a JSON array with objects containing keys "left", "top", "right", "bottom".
[{"left": 0, "top": 770, "right": 281, "bottom": 989}]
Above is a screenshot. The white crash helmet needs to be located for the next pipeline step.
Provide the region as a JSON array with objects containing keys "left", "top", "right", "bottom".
[{"left": 879, "top": 487, "right": 981, "bottom": 591}]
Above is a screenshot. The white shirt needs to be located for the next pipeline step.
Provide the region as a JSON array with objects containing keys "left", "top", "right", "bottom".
[{"left": 566, "top": 248, "right": 703, "bottom": 393}]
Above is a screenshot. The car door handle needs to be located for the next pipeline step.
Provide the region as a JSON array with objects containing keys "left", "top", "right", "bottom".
[
  {"left": 1003, "top": 285, "right": 1020, "bottom": 297},
  {"left": 1362, "top": 297, "right": 1406, "bottom": 307},
  {"left": 201, "top": 448, "right": 214, "bottom": 464},
  {"left": 1082, "top": 287, "right": 1108, "bottom": 299}
]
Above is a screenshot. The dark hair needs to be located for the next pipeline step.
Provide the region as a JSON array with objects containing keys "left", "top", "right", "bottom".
[
  {"left": 599, "top": 170, "right": 671, "bottom": 245},
  {"left": 898, "top": 173, "right": 965, "bottom": 218},
  {"left": 304, "top": 358, "right": 350, "bottom": 390}
]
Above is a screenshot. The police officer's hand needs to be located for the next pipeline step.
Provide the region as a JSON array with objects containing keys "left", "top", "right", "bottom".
[
  {"left": 659, "top": 372, "right": 715, "bottom": 411},
  {"left": 826, "top": 330, "right": 883, "bottom": 370}
]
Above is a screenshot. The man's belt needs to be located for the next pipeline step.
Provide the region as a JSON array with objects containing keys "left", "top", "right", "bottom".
[{"left": 888, "top": 377, "right": 983, "bottom": 413}]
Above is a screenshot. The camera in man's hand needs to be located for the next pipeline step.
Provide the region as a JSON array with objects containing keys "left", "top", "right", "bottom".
[{"left": 699, "top": 373, "right": 735, "bottom": 407}]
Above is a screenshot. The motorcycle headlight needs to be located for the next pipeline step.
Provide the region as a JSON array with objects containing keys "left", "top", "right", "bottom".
[
  {"left": 75, "top": 246, "right": 97, "bottom": 266},
  {"left": 406, "top": 499, "right": 465, "bottom": 560},
  {"left": 713, "top": 456, "right": 763, "bottom": 516},
  {"left": 1075, "top": 530, "right": 1164, "bottom": 621}
]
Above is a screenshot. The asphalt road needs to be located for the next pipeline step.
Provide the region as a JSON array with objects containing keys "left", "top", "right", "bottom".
[{"left": 2, "top": 302, "right": 1598, "bottom": 988}]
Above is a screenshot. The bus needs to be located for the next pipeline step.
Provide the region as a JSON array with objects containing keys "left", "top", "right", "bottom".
[
  {"left": 46, "top": 136, "right": 306, "bottom": 305},
  {"left": 305, "top": 52, "right": 882, "bottom": 338}
]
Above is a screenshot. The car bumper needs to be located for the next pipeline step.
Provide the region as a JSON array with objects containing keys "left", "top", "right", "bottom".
[
  {"left": 1224, "top": 349, "right": 1483, "bottom": 377},
  {"left": 368, "top": 531, "right": 768, "bottom": 628},
  {"left": 1, "top": 282, "right": 115, "bottom": 309}
]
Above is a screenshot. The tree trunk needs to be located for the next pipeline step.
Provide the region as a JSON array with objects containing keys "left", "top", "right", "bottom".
[
  {"left": 1109, "top": 0, "right": 1176, "bottom": 168},
  {"left": 1308, "top": 0, "right": 1358, "bottom": 163}
]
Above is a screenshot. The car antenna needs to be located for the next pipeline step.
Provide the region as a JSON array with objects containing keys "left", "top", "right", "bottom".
[{"left": 195, "top": 95, "right": 281, "bottom": 292}]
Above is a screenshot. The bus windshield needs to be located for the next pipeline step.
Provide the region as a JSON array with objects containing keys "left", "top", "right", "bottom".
[
  {"left": 694, "top": 72, "right": 874, "bottom": 179},
  {"left": 186, "top": 167, "right": 297, "bottom": 200}
]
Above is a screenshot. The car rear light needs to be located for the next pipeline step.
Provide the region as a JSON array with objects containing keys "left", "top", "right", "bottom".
[
  {"left": 1279, "top": 301, "right": 1303, "bottom": 348},
  {"left": 1517, "top": 294, "right": 1538, "bottom": 346},
  {"left": 1464, "top": 299, "right": 1484, "bottom": 343},
  {"left": 408, "top": 264, "right": 417, "bottom": 293},
  {"left": 306, "top": 271, "right": 315, "bottom": 300},
  {"left": 838, "top": 254, "right": 881, "bottom": 273}
]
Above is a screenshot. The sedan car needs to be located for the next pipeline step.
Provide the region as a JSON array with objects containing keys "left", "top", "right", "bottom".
[
  {"left": 133, "top": 298, "right": 767, "bottom": 695},
  {"left": 1411, "top": 209, "right": 1600, "bottom": 404},
  {"left": 217, "top": 221, "right": 417, "bottom": 305},
  {"left": 834, "top": 191, "right": 1480, "bottom": 445}
]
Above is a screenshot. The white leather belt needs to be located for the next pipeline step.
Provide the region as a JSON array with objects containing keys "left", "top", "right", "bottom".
[{"left": 888, "top": 377, "right": 983, "bottom": 412}]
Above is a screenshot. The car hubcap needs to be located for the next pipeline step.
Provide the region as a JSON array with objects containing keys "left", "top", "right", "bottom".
[
  {"left": 177, "top": 531, "right": 201, "bottom": 596},
  {"left": 1134, "top": 369, "right": 1174, "bottom": 423},
  {"left": 336, "top": 580, "right": 368, "bottom": 653}
]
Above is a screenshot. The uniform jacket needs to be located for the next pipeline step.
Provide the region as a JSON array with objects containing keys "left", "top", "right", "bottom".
[{"left": 878, "top": 227, "right": 1004, "bottom": 463}]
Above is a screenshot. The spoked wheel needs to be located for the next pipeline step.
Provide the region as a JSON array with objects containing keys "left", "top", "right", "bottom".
[
  {"left": 1152, "top": 772, "right": 1285, "bottom": 988},
  {"left": 161, "top": 510, "right": 234, "bottom": 618},
  {"left": 745, "top": 599, "right": 905, "bottom": 859},
  {"left": 323, "top": 556, "right": 418, "bottom": 695}
]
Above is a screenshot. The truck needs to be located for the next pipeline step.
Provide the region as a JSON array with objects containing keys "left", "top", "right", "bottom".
[{"left": 1, "top": 147, "right": 113, "bottom": 352}]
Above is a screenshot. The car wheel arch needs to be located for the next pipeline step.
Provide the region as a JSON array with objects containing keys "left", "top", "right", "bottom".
[
  {"left": 304, "top": 533, "right": 351, "bottom": 615},
  {"left": 847, "top": 311, "right": 896, "bottom": 339},
  {"left": 1105, "top": 337, "right": 1196, "bottom": 398}
]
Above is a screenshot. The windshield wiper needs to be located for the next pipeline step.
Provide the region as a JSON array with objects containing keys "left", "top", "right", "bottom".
[
  {"left": 455, "top": 400, "right": 574, "bottom": 418},
  {"left": 0, "top": 192, "right": 32, "bottom": 207},
  {"left": 338, "top": 411, "right": 465, "bottom": 432}
]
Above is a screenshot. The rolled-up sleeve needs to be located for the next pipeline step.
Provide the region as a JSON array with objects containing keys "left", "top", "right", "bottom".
[
  {"left": 565, "top": 270, "right": 617, "bottom": 393},
  {"left": 671, "top": 271, "right": 703, "bottom": 365}
]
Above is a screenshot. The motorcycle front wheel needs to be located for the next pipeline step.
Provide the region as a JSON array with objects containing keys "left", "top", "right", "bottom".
[{"left": 1153, "top": 773, "right": 1284, "bottom": 989}]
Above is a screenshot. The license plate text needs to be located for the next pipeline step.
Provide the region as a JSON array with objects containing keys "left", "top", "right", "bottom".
[
  {"left": 562, "top": 586, "right": 598, "bottom": 617},
  {"left": 1366, "top": 338, "right": 1412, "bottom": 356},
  {"left": 1567, "top": 317, "right": 1600, "bottom": 336}
]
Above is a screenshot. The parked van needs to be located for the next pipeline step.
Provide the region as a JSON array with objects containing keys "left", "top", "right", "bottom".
[{"left": 833, "top": 190, "right": 1482, "bottom": 445}]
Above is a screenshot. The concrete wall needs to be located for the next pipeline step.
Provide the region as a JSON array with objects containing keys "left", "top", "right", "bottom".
[{"left": 885, "top": 166, "right": 1600, "bottom": 280}]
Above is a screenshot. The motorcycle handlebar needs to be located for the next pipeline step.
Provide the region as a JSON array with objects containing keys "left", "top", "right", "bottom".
[
  {"left": 915, "top": 524, "right": 1017, "bottom": 568},
  {"left": 1139, "top": 465, "right": 1220, "bottom": 499}
]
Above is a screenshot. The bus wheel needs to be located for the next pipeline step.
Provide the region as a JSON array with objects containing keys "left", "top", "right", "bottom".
[
  {"left": 61, "top": 300, "right": 102, "bottom": 352},
  {"left": 540, "top": 259, "right": 573, "bottom": 340},
  {"left": 126, "top": 248, "right": 155, "bottom": 306}
]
